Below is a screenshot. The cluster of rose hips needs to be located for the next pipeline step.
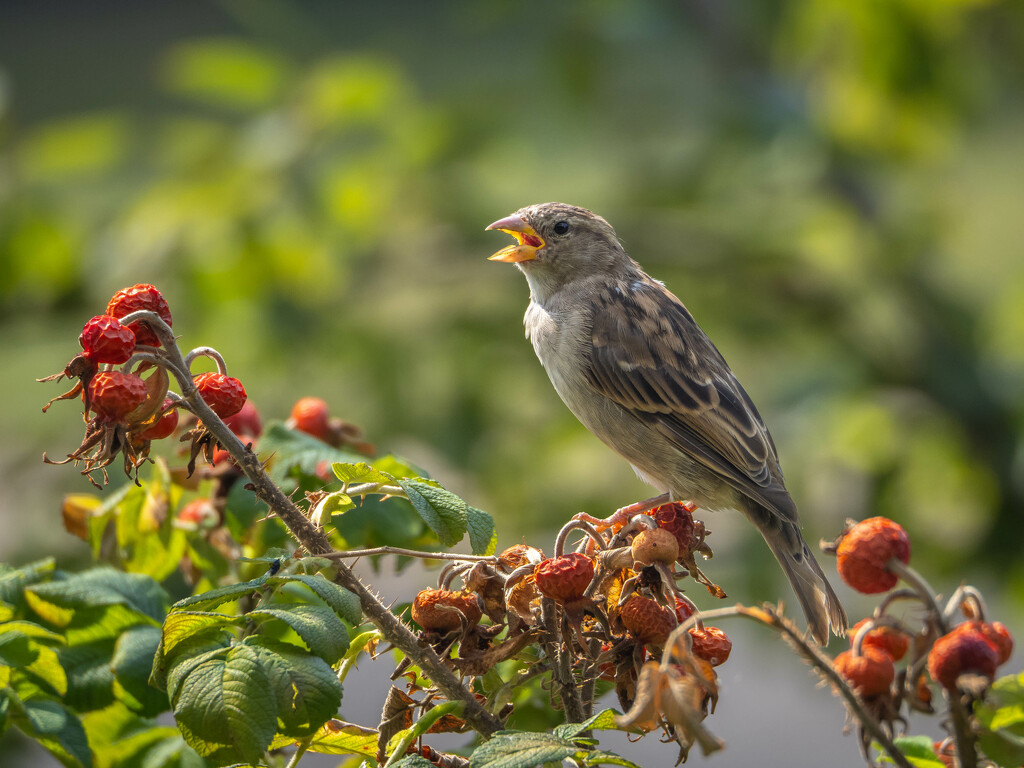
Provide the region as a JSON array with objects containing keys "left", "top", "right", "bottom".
[
  {"left": 40, "top": 284, "right": 247, "bottom": 487},
  {"left": 407, "top": 502, "right": 731, "bottom": 755},
  {"left": 828, "top": 517, "right": 1014, "bottom": 760}
]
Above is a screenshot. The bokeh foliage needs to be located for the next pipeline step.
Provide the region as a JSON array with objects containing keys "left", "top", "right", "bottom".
[{"left": 2, "top": 0, "right": 1023, "bottom": 594}]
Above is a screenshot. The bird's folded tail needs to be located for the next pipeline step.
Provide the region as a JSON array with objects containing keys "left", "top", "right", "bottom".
[{"left": 746, "top": 505, "right": 848, "bottom": 645}]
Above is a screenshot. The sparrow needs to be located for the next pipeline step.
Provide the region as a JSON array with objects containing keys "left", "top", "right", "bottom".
[{"left": 486, "top": 202, "right": 847, "bottom": 644}]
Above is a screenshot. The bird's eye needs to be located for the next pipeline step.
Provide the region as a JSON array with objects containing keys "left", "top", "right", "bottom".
[{"left": 553, "top": 220, "right": 570, "bottom": 236}]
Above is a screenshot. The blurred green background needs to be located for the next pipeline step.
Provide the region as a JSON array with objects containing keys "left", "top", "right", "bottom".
[
  {"left": 2, "top": 0, "right": 1024, "bottom": 631},
  {"left": 3, "top": 1, "right": 1024, "bottom": 766}
]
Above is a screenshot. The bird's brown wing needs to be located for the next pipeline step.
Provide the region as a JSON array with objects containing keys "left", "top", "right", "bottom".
[{"left": 585, "top": 278, "right": 798, "bottom": 521}]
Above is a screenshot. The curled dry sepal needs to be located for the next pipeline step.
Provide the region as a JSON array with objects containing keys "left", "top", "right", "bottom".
[{"left": 39, "top": 283, "right": 247, "bottom": 488}]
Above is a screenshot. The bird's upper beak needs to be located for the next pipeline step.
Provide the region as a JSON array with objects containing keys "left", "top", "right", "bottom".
[{"left": 485, "top": 214, "right": 545, "bottom": 262}]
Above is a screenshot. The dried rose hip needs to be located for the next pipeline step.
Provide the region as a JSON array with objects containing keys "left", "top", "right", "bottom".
[
  {"left": 534, "top": 553, "right": 595, "bottom": 603},
  {"left": 631, "top": 527, "right": 680, "bottom": 566},
  {"left": 833, "top": 649, "right": 895, "bottom": 698},
  {"left": 79, "top": 315, "right": 136, "bottom": 365},
  {"left": 836, "top": 517, "right": 910, "bottom": 594},
  {"left": 620, "top": 594, "right": 678, "bottom": 646},
  {"left": 88, "top": 371, "right": 148, "bottom": 422},
  {"left": 851, "top": 618, "right": 910, "bottom": 662},
  {"left": 106, "top": 283, "right": 172, "bottom": 348},
  {"left": 652, "top": 502, "right": 697, "bottom": 552},
  {"left": 411, "top": 588, "right": 482, "bottom": 633},
  {"left": 193, "top": 372, "right": 246, "bottom": 418},
  {"left": 689, "top": 626, "right": 732, "bottom": 666},
  {"left": 928, "top": 626, "right": 999, "bottom": 692}
]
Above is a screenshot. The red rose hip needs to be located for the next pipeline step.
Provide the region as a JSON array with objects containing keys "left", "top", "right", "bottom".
[
  {"left": 193, "top": 372, "right": 247, "bottom": 418},
  {"left": 836, "top": 517, "right": 911, "bottom": 594},
  {"left": 79, "top": 315, "right": 136, "bottom": 364},
  {"left": 106, "top": 283, "right": 172, "bottom": 348},
  {"left": 88, "top": 371, "right": 148, "bottom": 422}
]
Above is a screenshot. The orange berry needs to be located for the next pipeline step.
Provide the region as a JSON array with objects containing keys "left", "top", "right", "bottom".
[
  {"left": 833, "top": 649, "right": 895, "bottom": 698},
  {"left": 836, "top": 517, "right": 910, "bottom": 594},
  {"left": 927, "top": 626, "right": 999, "bottom": 692},
  {"left": 689, "top": 626, "right": 731, "bottom": 666},
  {"left": 851, "top": 619, "right": 910, "bottom": 661},
  {"left": 289, "top": 397, "right": 330, "bottom": 440},
  {"left": 652, "top": 502, "right": 697, "bottom": 552},
  {"left": 620, "top": 595, "right": 678, "bottom": 646}
]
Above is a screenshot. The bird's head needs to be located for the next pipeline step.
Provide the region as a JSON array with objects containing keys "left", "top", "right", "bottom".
[{"left": 486, "top": 203, "right": 631, "bottom": 302}]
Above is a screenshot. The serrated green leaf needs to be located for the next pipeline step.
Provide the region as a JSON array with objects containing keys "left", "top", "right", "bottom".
[
  {"left": 332, "top": 461, "right": 396, "bottom": 486},
  {"left": 372, "top": 454, "right": 427, "bottom": 479},
  {"left": 467, "top": 506, "right": 497, "bottom": 555},
  {"left": 554, "top": 709, "right": 624, "bottom": 740},
  {"left": 172, "top": 642, "right": 276, "bottom": 764},
  {"left": 469, "top": 730, "right": 578, "bottom": 768},
  {"left": 398, "top": 480, "right": 467, "bottom": 547},
  {"left": 247, "top": 604, "right": 348, "bottom": 664},
  {"left": 244, "top": 636, "right": 342, "bottom": 737},
  {"left": 273, "top": 573, "right": 362, "bottom": 625},
  {"left": 875, "top": 736, "right": 945, "bottom": 767},
  {"left": 111, "top": 626, "right": 169, "bottom": 717},
  {"left": 80, "top": 701, "right": 179, "bottom": 768},
  {"left": 270, "top": 718, "right": 377, "bottom": 756},
  {"left": 18, "top": 698, "right": 92, "bottom": 768},
  {"left": 151, "top": 612, "right": 236, "bottom": 692},
  {"left": 26, "top": 569, "right": 168, "bottom": 628},
  {"left": 169, "top": 577, "right": 266, "bottom": 612}
]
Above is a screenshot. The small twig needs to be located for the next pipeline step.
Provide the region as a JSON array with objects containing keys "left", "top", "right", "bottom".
[
  {"left": 184, "top": 346, "right": 228, "bottom": 374},
  {"left": 319, "top": 546, "right": 498, "bottom": 564},
  {"left": 554, "top": 520, "right": 608, "bottom": 557}
]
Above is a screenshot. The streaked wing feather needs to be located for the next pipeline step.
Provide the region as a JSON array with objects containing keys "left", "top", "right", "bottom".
[{"left": 586, "top": 279, "right": 795, "bottom": 519}]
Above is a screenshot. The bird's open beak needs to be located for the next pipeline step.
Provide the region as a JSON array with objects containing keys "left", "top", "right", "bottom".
[{"left": 485, "top": 215, "right": 545, "bottom": 262}]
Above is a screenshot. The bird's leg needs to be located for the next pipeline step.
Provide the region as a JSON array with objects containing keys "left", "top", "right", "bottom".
[{"left": 573, "top": 492, "right": 674, "bottom": 532}]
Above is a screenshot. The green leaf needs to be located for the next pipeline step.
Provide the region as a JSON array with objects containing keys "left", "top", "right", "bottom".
[
  {"left": 0, "top": 631, "right": 39, "bottom": 668},
  {"left": 223, "top": 480, "right": 268, "bottom": 539},
  {"left": 273, "top": 573, "right": 362, "bottom": 625},
  {"left": 171, "top": 642, "right": 277, "bottom": 764},
  {"left": 80, "top": 701, "right": 179, "bottom": 768},
  {"left": 26, "top": 568, "right": 168, "bottom": 628},
  {"left": 0, "top": 558, "right": 57, "bottom": 604},
  {"left": 111, "top": 626, "right": 169, "bottom": 717},
  {"left": 467, "top": 506, "right": 497, "bottom": 556},
  {"left": 139, "top": 733, "right": 208, "bottom": 768},
  {"left": 17, "top": 698, "right": 92, "bottom": 768},
  {"left": 554, "top": 709, "right": 624, "bottom": 740},
  {"left": 398, "top": 479, "right": 467, "bottom": 547},
  {"left": 246, "top": 604, "right": 349, "bottom": 664},
  {"left": 469, "top": 730, "right": 578, "bottom": 768},
  {"left": 269, "top": 718, "right": 377, "bottom": 756},
  {"left": 332, "top": 460, "right": 396, "bottom": 486},
  {"left": 151, "top": 612, "right": 236, "bottom": 692},
  {"left": 976, "top": 672, "right": 1024, "bottom": 768},
  {"left": 169, "top": 577, "right": 266, "bottom": 612},
  {"left": 21, "top": 643, "right": 68, "bottom": 697},
  {"left": 385, "top": 701, "right": 464, "bottom": 757},
  {"left": 875, "top": 736, "right": 944, "bottom": 767},
  {"left": 259, "top": 423, "right": 368, "bottom": 482},
  {"left": 576, "top": 750, "right": 645, "bottom": 768},
  {"left": 389, "top": 756, "right": 435, "bottom": 768},
  {"left": 60, "top": 639, "right": 117, "bottom": 712},
  {"left": 244, "top": 636, "right": 342, "bottom": 737}
]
